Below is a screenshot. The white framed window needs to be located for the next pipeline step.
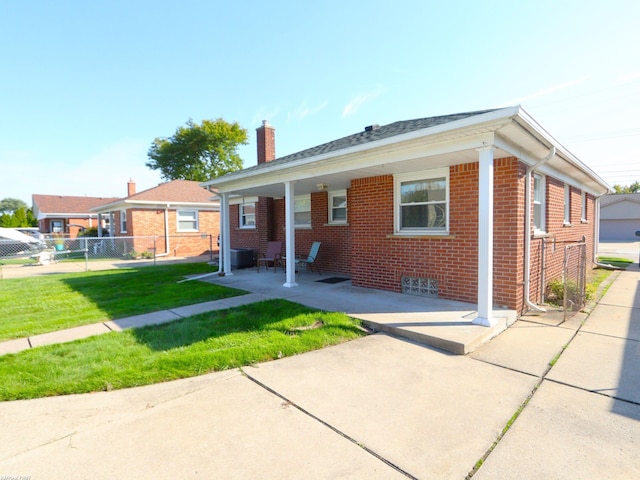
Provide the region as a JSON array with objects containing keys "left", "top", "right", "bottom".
[
  {"left": 239, "top": 202, "right": 256, "bottom": 228},
  {"left": 120, "top": 210, "right": 127, "bottom": 233},
  {"left": 328, "top": 190, "right": 347, "bottom": 224},
  {"left": 177, "top": 209, "right": 198, "bottom": 232},
  {"left": 51, "top": 220, "right": 63, "bottom": 233},
  {"left": 533, "top": 173, "right": 546, "bottom": 234},
  {"left": 581, "top": 191, "right": 587, "bottom": 222},
  {"left": 563, "top": 184, "right": 571, "bottom": 225},
  {"left": 294, "top": 194, "right": 312, "bottom": 228},
  {"left": 394, "top": 168, "right": 449, "bottom": 234}
]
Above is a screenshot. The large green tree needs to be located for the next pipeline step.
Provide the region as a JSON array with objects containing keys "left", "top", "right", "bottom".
[
  {"left": 146, "top": 118, "right": 248, "bottom": 182},
  {"left": 0, "top": 197, "right": 28, "bottom": 215}
]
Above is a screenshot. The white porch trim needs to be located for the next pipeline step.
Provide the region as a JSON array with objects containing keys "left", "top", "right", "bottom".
[
  {"left": 220, "top": 193, "right": 233, "bottom": 276},
  {"left": 473, "top": 146, "right": 496, "bottom": 326},
  {"left": 283, "top": 181, "right": 298, "bottom": 288}
]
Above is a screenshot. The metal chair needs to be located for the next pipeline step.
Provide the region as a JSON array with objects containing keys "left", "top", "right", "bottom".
[{"left": 256, "top": 241, "right": 283, "bottom": 273}]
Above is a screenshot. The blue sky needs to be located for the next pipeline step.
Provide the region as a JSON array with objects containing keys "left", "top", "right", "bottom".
[{"left": 1, "top": 0, "right": 639, "bottom": 205}]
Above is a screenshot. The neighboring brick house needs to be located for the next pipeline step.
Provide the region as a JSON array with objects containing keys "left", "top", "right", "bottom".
[
  {"left": 202, "top": 108, "right": 609, "bottom": 323},
  {"left": 32, "top": 194, "right": 119, "bottom": 237},
  {"left": 91, "top": 180, "right": 220, "bottom": 257}
]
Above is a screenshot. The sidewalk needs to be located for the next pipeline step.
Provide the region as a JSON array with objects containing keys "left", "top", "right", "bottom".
[
  {"left": 0, "top": 266, "right": 638, "bottom": 478},
  {"left": 0, "top": 292, "right": 268, "bottom": 356}
]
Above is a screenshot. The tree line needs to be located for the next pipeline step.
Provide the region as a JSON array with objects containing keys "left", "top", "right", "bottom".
[{"left": 0, "top": 198, "right": 37, "bottom": 228}]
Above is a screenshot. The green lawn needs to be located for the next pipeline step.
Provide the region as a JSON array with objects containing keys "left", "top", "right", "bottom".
[
  {"left": 0, "top": 263, "right": 246, "bottom": 341},
  {"left": 0, "top": 299, "right": 366, "bottom": 400},
  {"left": 597, "top": 256, "right": 634, "bottom": 269}
]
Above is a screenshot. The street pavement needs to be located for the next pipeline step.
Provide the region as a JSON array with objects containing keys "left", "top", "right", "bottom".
[{"left": 0, "top": 266, "right": 638, "bottom": 478}]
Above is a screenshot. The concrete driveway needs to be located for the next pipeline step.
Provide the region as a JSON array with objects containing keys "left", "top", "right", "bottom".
[{"left": 1, "top": 267, "right": 639, "bottom": 478}]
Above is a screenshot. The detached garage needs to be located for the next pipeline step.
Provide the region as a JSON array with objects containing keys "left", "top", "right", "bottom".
[{"left": 599, "top": 193, "right": 640, "bottom": 241}]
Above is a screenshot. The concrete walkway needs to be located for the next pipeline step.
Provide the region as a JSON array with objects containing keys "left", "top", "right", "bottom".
[
  {"left": 0, "top": 268, "right": 516, "bottom": 356},
  {"left": 1, "top": 266, "right": 639, "bottom": 478}
]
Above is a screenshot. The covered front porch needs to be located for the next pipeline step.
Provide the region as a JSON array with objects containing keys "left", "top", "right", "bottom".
[{"left": 202, "top": 267, "right": 517, "bottom": 354}]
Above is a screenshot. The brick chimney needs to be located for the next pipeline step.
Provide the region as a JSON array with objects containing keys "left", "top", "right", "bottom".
[
  {"left": 127, "top": 178, "right": 136, "bottom": 196},
  {"left": 256, "top": 120, "right": 275, "bottom": 165}
]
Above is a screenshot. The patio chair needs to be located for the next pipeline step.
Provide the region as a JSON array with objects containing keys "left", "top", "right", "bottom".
[
  {"left": 256, "top": 241, "right": 283, "bottom": 273},
  {"left": 294, "top": 241, "right": 322, "bottom": 275}
]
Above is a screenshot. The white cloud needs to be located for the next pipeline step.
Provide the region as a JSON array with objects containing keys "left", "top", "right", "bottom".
[
  {"left": 504, "top": 76, "right": 590, "bottom": 105},
  {"left": 287, "top": 100, "right": 328, "bottom": 121},
  {"left": 251, "top": 107, "right": 281, "bottom": 128},
  {"left": 342, "top": 86, "right": 385, "bottom": 118}
]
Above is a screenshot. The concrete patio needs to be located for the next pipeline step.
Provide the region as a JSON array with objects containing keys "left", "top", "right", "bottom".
[{"left": 200, "top": 267, "right": 517, "bottom": 354}]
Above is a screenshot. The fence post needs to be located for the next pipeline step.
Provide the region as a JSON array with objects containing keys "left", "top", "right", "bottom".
[
  {"left": 83, "top": 237, "right": 89, "bottom": 272},
  {"left": 209, "top": 234, "right": 213, "bottom": 263},
  {"left": 153, "top": 237, "right": 157, "bottom": 266}
]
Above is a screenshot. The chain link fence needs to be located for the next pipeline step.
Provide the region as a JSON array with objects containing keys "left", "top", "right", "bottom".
[
  {"left": 561, "top": 241, "right": 587, "bottom": 322},
  {"left": 1, "top": 234, "right": 216, "bottom": 270}
]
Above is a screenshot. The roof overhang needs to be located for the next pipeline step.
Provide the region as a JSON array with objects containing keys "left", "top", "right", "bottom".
[
  {"left": 201, "top": 106, "right": 611, "bottom": 198},
  {"left": 90, "top": 199, "right": 220, "bottom": 214}
]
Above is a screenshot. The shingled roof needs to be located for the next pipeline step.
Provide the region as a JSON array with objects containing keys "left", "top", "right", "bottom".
[
  {"left": 229, "top": 108, "right": 499, "bottom": 178},
  {"left": 125, "top": 180, "right": 214, "bottom": 203},
  {"left": 32, "top": 194, "right": 120, "bottom": 214},
  {"left": 91, "top": 180, "right": 217, "bottom": 212}
]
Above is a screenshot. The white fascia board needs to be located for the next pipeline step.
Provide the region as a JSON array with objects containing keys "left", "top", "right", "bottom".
[
  {"left": 38, "top": 212, "right": 92, "bottom": 217},
  {"left": 204, "top": 108, "right": 520, "bottom": 191},
  {"left": 495, "top": 135, "right": 606, "bottom": 197},
  {"left": 91, "top": 200, "right": 219, "bottom": 213},
  {"left": 513, "top": 108, "right": 610, "bottom": 192},
  {"left": 213, "top": 131, "right": 498, "bottom": 194}
]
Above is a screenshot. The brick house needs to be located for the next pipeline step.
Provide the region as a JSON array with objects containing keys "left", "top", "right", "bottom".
[
  {"left": 91, "top": 179, "right": 220, "bottom": 257},
  {"left": 32, "top": 194, "right": 119, "bottom": 237},
  {"left": 202, "top": 107, "right": 609, "bottom": 324}
]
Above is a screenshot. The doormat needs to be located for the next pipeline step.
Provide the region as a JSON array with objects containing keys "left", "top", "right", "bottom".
[{"left": 316, "top": 277, "right": 350, "bottom": 284}]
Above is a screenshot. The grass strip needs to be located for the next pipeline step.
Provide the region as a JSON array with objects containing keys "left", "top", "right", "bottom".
[
  {"left": 0, "top": 263, "right": 246, "bottom": 341},
  {"left": 0, "top": 299, "right": 366, "bottom": 401},
  {"left": 597, "top": 256, "right": 634, "bottom": 269}
]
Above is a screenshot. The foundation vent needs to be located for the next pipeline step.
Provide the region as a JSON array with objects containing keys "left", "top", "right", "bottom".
[{"left": 401, "top": 276, "right": 438, "bottom": 298}]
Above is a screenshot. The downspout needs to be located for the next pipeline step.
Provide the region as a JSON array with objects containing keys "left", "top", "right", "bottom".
[
  {"left": 524, "top": 147, "right": 556, "bottom": 313},
  {"left": 164, "top": 205, "right": 170, "bottom": 256}
]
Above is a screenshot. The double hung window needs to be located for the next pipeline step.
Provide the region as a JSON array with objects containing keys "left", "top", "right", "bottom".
[{"left": 394, "top": 168, "right": 448, "bottom": 234}]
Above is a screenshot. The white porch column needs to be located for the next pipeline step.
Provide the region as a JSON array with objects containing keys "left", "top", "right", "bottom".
[
  {"left": 97, "top": 213, "right": 103, "bottom": 237},
  {"left": 283, "top": 181, "right": 298, "bottom": 288},
  {"left": 473, "top": 146, "right": 496, "bottom": 326},
  {"left": 220, "top": 193, "right": 233, "bottom": 276}
]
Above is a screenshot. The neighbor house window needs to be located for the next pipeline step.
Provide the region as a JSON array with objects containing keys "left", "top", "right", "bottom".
[
  {"left": 177, "top": 209, "right": 198, "bottom": 232},
  {"left": 564, "top": 184, "right": 571, "bottom": 225},
  {"left": 533, "top": 173, "right": 546, "bottom": 233},
  {"left": 51, "top": 220, "right": 63, "bottom": 233},
  {"left": 120, "top": 210, "right": 127, "bottom": 233},
  {"left": 294, "top": 194, "right": 312, "bottom": 228},
  {"left": 394, "top": 168, "right": 448, "bottom": 234},
  {"left": 581, "top": 191, "right": 587, "bottom": 222},
  {"left": 240, "top": 202, "right": 255, "bottom": 228},
  {"left": 328, "top": 190, "right": 347, "bottom": 224}
]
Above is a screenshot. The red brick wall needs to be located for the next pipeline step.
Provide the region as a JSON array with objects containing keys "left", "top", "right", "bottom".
[
  {"left": 228, "top": 204, "right": 260, "bottom": 250},
  {"left": 349, "top": 158, "right": 525, "bottom": 310},
  {"left": 114, "top": 208, "right": 220, "bottom": 257},
  {"left": 271, "top": 193, "right": 352, "bottom": 274},
  {"left": 528, "top": 178, "right": 597, "bottom": 304}
]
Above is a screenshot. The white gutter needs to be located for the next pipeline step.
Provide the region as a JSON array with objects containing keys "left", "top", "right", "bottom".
[{"left": 524, "top": 147, "right": 556, "bottom": 313}]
